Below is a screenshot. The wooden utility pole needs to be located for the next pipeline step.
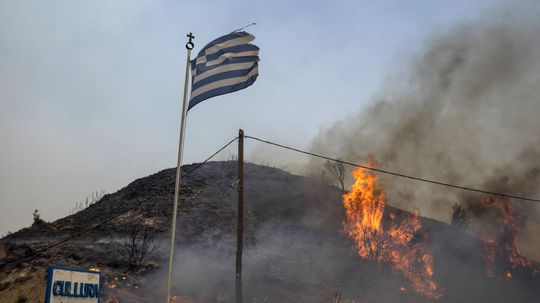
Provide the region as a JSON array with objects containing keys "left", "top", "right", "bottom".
[{"left": 236, "top": 129, "right": 245, "bottom": 303}]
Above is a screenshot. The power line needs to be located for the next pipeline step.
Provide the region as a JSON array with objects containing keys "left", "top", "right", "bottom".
[
  {"left": 6, "top": 132, "right": 540, "bottom": 266},
  {"left": 1, "top": 137, "right": 239, "bottom": 267},
  {"left": 245, "top": 135, "right": 540, "bottom": 204}
]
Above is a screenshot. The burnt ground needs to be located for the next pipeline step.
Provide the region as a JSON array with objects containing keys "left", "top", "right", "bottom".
[{"left": 0, "top": 161, "right": 539, "bottom": 303}]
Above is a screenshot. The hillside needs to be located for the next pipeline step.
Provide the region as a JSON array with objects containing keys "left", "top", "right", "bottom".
[{"left": 0, "top": 161, "right": 538, "bottom": 303}]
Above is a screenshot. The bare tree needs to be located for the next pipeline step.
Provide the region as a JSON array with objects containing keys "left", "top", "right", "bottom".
[
  {"left": 32, "top": 209, "right": 45, "bottom": 226},
  {"left": 118, "top": 225, "right": 159, "bottom": 268},
  {"left": 451, "top": 203, "right": 470, "bottom": 228},
  {"left": 324, "top": 160, "right": 346, "bottom": 191},
  {"left": 89, "top": 190, "right": 106, "bottom": 205},
  {"left": 70, "top": 190, "right": 106, "bottom": 215}
]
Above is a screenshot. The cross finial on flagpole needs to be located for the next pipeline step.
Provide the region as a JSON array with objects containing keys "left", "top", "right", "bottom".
[
  {"left": 166, "top": 31, "right": 194, "bottom": 303},
  {"left": 186, "top": 32, "right": 195, "bottom": 50}
]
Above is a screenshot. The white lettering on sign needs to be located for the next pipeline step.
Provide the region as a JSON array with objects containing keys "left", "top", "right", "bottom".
[{"left": 45, "top": 266, "right": 101, "bottom": 303}]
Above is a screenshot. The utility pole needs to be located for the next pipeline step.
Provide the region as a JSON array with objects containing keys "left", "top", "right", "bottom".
[{"left": 236, "top": 129, "right": 245, "bottom": 303}]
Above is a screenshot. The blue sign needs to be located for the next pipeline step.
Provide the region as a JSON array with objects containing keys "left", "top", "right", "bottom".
[{"left": 45, "top": 266, "right": 101, "bottom": 303}]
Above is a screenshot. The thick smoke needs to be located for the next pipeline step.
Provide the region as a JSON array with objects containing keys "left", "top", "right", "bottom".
[
  {"left": 309, "top": 4, "right": 540, "bottom": 260},
  {"left": 130, "top": 220, "right": 440, "bottom": 303}
]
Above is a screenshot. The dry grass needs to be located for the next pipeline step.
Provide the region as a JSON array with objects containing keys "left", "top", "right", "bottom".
[{"left": 0, "top": 273, "right": 45, "bottom": 303}]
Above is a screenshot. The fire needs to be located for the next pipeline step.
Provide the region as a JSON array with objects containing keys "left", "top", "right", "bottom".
[
  {"left": 477, "top": 197, "right": 537, "bottom": 278},
  {"left": 481, "top": 238, "right": 498, "bottom": 278},
  {"left": 342, "top": 163, "right": 441, "bottom": 299}
]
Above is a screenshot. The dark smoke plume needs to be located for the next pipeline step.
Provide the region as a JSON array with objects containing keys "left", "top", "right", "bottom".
[{"left": 309, "top": 3, "right": 540, "bottom": 260}]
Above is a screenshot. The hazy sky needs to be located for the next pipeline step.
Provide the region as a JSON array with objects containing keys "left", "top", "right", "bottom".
[{"left": 0, "top": 0, "right": 494, "bottom": 235}]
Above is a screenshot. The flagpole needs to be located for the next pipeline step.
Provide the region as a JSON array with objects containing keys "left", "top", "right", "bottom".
[{"left": 165, "top": 32, "right": 194, "bottom": 303}]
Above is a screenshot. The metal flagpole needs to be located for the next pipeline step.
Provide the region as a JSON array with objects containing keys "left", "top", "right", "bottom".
[{"left": 165, "top": 32, "right": 195, "bottom": 303}]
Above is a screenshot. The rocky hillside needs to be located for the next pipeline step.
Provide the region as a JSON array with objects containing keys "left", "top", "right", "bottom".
[{"left": 0, "top": 161, "right": 538, "bottom": 303}]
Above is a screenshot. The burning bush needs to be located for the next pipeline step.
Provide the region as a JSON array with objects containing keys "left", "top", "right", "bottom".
[
  {"left": 466, "top": 198, "right": 538, "bottom": 278},
  {"left": 342, "top": 161, "right": 441, "bottom": 299}
]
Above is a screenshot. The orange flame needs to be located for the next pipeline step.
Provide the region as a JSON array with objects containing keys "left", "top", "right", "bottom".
[
  {"left": 342, "top": 166, "right": 385, "bottom": 259},
  {"left": 478, "top": 198, "right": 537, "bottom": 277},
  {"left": 342, "top": 163, "right": 441, "bottom": 299}
]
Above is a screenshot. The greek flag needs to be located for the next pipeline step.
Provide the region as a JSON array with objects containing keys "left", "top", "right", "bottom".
[{"left": 188, "top": 31, "right": 259, "bottom": 110}]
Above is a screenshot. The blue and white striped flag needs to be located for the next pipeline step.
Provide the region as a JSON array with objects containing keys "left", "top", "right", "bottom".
[{"left": 188, "top": 31, "right": 259, "bottom": 110}]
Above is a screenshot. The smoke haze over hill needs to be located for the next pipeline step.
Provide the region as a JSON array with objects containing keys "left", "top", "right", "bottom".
[{"left": 310, "top": 3, "right": 540, "bottom": 260}]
